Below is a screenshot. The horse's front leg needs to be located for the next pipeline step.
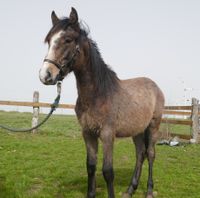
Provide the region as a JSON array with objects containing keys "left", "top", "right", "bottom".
[
  {"left": 83, "top": 131, "right": 98, "bottom": 198},
  {"left": 100, "top": 127, "right": 115, "bottom": 198}
]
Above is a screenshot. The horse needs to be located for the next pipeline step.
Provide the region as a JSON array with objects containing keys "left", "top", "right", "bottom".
[{"left": 39, "top": 7, "right": 165, "bottom": 198}]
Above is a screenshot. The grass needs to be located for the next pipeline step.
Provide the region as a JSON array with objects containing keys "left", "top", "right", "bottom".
[
  {"left": 0, "top": 111, "right": 200, "bottom": 198},
  {"left": 159, "top": 123, "right": 191, "bottom": 136}
]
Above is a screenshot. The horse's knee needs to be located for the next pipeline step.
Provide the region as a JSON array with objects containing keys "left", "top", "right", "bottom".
[
  {"left": 102, "top": 167, "right": 114, "bottom": 183},
  {"left": 87, "top": 163, "right": 96, "bottom": 177}
]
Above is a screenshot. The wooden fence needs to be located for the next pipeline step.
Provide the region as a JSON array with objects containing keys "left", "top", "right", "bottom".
[
  {"left": 162, "top": 98, "right": 200, "bottom": 142},
  {"left": 0, "top": 91, "right": 200, "bottom": 142}
]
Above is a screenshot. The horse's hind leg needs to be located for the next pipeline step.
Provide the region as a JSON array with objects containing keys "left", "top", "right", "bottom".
[
  {"left": 145, "top": 117, "right": 161, "bottom": 198},
  {"left": 123, "top": 133, "right": 146, "bottom": 198}
]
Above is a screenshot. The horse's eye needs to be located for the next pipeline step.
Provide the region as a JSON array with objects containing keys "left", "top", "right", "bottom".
[{"left": 65, "top": 38, "right": 72, "bottom": 43}]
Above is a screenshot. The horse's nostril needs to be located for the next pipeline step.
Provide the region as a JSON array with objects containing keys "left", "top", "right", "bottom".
[
  {"left": 47, "top": 71, "right": 51, "bottom": 78},
  {"left": 45, "top": 71, "right": 52, "bottom": 82}
]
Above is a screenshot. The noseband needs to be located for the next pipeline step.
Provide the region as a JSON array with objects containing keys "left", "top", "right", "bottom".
[{"left": 44, "top": 45, "right": 80, "bottom": 80}]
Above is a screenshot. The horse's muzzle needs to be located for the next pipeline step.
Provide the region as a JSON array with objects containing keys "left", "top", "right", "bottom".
[{"left": 39, "top": 68, "right": 58, "bottom": 85}]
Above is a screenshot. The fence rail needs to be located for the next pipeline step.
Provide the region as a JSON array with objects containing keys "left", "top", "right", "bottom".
[
  {"left": 163, "top": 110, "right": 191, "bottom": 116},
  {"left": 0, "top": 100, "right": 75, "bottom": 109},
  {"left": 164, "top": 106, "right": 192, "bottom": 110},
  {"left": 162, "top": 98, "right": 200, "bottom": 142},
  {"left": 0, "top": 92, "right": 199, "bottom": 142}
]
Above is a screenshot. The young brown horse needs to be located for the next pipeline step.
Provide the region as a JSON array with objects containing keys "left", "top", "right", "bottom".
[{"left": 39, "top": 7, "right": 165, "bottom": 198}]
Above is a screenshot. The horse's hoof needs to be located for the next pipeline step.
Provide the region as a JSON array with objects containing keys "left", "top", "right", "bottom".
[
  {"left": 146, "top": 193, "right": 154, "bottom": 198},
  {"left": 122, "top": 192, "right": 132, "bottom": 198}
]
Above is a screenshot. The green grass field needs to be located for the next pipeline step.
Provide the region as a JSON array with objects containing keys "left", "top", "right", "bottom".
[{"left": 0, "top": 111, "right": 200, "bottom": 198}]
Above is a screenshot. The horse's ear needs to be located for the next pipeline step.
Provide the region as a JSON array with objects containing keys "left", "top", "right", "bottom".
[
  {"left": 51, "top": 11, "right": 59, "bottom": 26},
  {"left": 69, "top": 7, "right": 78, "bottom": 24}
]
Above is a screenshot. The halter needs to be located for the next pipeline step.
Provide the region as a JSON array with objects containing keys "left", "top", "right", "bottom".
[{"left": 43, "top": 44, "right": 80, "bottom": 80}]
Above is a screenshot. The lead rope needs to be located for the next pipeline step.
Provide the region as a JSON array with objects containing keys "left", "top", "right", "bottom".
[{"left": 0, "top": 81, "right": 62, "bottom": 132}]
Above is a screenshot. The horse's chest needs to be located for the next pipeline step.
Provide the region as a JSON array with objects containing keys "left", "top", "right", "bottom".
[
  {"left": 75, "top": 99, "right": 110, "bottom": 131},
  {"left": 78, "top": 111, "right": 104, "bottom": 131}
]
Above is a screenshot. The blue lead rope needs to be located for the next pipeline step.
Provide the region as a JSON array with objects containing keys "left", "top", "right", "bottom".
[{"left": 0, "top": 82, "right": 62, "bottom": 132}]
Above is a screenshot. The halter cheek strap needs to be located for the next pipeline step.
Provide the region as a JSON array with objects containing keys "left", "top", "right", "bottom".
[{"left": 43, "top": 44, "right": 80, "bottom": 80}]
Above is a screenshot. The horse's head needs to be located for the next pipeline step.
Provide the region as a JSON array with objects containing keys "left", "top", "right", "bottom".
[{"left": 39, "top": 7, "right": 86, "bottom": 85}]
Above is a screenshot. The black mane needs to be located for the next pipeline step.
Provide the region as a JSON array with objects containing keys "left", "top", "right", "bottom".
[{"left": 88, "top": 40, "right": 120, "bottom": 97}]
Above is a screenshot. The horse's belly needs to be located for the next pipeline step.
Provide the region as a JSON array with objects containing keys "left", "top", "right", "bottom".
[
  {"left": 115, "top": 130, "right": 140, "bottom": 138},
  {"left": 115, "top": 123, "right": 147, "bottom": 138}
]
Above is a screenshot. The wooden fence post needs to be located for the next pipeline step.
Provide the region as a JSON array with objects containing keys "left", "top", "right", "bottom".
[
  {"left": 191, "top": 98, "right": 200, "bottom": 143},
  {"left": 32, "top": 91, "right": 39, "bottom": 133}
]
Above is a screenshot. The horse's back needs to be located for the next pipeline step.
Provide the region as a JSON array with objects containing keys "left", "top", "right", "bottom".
[
  {"left": 121, "top": 77, "right": 164, "bottom": 109},
  {"left": 123, "top": 76, "right": 163, "bottom": 100}
]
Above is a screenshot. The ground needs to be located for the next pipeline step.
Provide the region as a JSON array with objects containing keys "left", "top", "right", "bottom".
[{"left": 0, "top": 111, "right": 200, "bottom": 198}]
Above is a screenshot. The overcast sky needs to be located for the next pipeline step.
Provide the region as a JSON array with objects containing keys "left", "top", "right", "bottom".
[{"left": 0, "top": 0, "right": 200, "bottom": 113}]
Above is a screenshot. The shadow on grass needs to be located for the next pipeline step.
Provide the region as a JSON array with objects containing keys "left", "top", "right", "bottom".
[
  {"left": 55, "top": 167, "right": 148, "bottom": 198},
  {"left": 115, "top": 167, "right": 148, "bottom": 196}
]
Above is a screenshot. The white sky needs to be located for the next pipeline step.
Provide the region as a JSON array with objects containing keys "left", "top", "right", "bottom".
[{"left": 0, "top": 0, "right": 200, "bottom": 113}]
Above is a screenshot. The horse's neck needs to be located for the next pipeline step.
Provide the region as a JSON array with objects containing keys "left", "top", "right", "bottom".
[{"left": 74, "top": 69, "right": 95, "bottom": 105}]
